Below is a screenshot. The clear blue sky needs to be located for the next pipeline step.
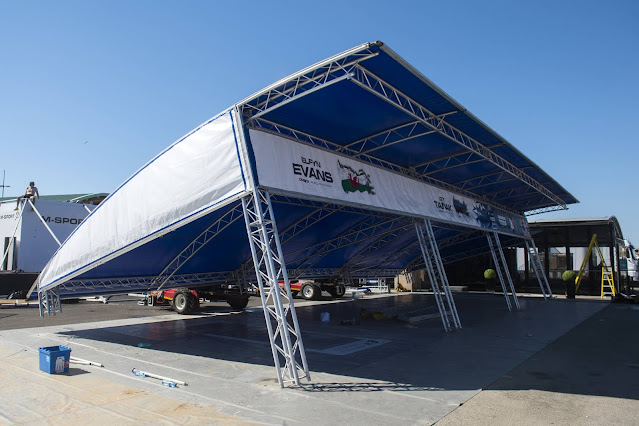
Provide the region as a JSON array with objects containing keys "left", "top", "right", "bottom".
[{"left": 1, "top": 1, "right": 638, "bottom": 241}]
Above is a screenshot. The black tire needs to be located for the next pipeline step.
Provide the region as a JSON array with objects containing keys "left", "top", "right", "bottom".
[
  {"left": 301, "top": 284, "right": 320, "bottom": 300},
  {"left": 227, "top": 295, "right": 250, "bottom": 311},
  {"left": 173, "top": 290, "right": 196, "bottom": 314},
  {"left": 291, "top": 291, "right": 299, "bottom": 298},
  {"left": 327, "top": 285, "right": 345, "bottom": 298}
]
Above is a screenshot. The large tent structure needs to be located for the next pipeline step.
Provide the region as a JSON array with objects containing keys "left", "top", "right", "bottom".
[{"left": 33, "top": 41, "right": 577, "bottom": 387}]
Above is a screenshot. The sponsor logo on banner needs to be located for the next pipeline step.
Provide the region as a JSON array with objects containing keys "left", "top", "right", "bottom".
[
  {"left": 292, "top": 156, "right": 333, "bottom": 188},
  {"left": 473, "top": 202, "right": 495, "bottom": 230},
  {"left": 453, "top": 197, "right": 470, "bottom": 216},
  {"left": 338, "top": 160, "right": 375, "bottom": 195},
  {"left": 433, "top": 196, "right": 453, "bottom": 213}
]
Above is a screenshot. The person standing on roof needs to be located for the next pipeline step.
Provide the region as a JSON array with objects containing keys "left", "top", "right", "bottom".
[{"left": 15, "top": 181, "right": 39, "bottom": 210}]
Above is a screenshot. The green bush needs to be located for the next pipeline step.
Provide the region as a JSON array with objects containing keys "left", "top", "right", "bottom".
[
  {"left": 484, "top": 269, "right": 497, "bottom": 280},
  {"left": 562, "top": 270, "right": 577, "bottom": 282}
]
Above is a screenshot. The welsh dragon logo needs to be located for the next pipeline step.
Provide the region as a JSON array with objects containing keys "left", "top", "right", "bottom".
[{"left": 338, "top": 160, "right": 375, "bottom": 195}]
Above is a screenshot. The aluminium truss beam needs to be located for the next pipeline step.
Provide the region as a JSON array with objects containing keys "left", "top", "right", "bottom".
[
  {"left": 242, "top": 189, "right": 309, "bottom": 387},
  {"left": 235, "top": 201, "right": 346, "bottom": 282},
  {"left": 344, "top": 225, "right": 413, "bottom": 269},
  {"left": 349, "top": 65, "right": 567, "bottom": 210},
  {"left": 38, "top": 286, "right": 62, "bottom": 317},
  {"left": 286, "top": 267, "right": 402, "bottom": 279},
  {"left": 241, "top": 48, "right": 379, "bottom": 121},
  {"left": 59, "top": 271, "right": 238, "bottom": 295},
  {"left": 153, "top": 202, "right": 245, "bottom": 291},
  {"left": 341, "top": 120, "right": 440, "bottom": 155},
  {"left": 287, "top": 215, "right": 409, "bottom": 276},
  {"left": 525, "top": 205, "right": 569, "bottom": 216}
]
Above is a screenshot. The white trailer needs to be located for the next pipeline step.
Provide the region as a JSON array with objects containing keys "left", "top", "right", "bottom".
[{"left": 1, "top": 199, "right": 94, "bottom": 273}]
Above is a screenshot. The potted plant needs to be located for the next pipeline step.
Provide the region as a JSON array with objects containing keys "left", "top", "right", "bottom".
[
  {"left": 484, "top": 268, "right": 497, "bottom": 292},
  {"left": 562, "top": 270, "right": 577, "bottom": 299}
]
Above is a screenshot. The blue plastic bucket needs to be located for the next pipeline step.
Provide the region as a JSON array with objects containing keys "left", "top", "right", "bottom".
[{"left": 38, "top": 345, "right": 71, "bottom": 374}]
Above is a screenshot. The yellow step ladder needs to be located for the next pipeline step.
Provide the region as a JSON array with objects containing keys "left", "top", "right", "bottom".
[
  {"left": 601, "top": 266, "right": 616, "bottom": 298},
  {"left": 575, "top": 234, "right": 617, "bottom": 298}
]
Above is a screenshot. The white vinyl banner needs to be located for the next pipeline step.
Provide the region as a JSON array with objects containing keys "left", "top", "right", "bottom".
[
  {"left": 38, "top": 111, "right": 248, "bottom": 291},
  {"left": 250, "top": 130, "right": 531, "bottom": 238}
]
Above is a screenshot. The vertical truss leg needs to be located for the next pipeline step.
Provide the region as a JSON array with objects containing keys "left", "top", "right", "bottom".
[
  {"left": 425, "top": 219, "right": 461, "bottom": 328},
  {"left": 487, "top": 232, "right": 519, "bottom": 310},
  {"left": 526, "top": 239, "right": 552, "bottom": 298},
  {"left": 415, "top": 220, "right": 461, "bottom": 331},
  {"left": 38, "top": 287, "right": 62, "bottom": 317},
  {"left": 242, "top": 190, "right": 309, "bottom": 387}
]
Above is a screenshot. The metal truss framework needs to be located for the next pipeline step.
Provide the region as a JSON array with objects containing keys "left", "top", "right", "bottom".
[
  {"left": 242, "top": 189, "right": 309, "bottom": 387},
  {"left": 240, "top": 46, "right": 379, "bottom": 122},
  {"left": 348, "top": 65, "right": 567, "bottom": 211},
  {"left": 415, "top": 219, "right": 461, "bottom": 332},
  {"left": 38, "top": 286, "right": 62, "bottom": 316},
  {"left": 287, "top": 215, "right": 412, "bottom": 279},
  {"left": 524, "top": 205, "right": 569, "bottom": 216},
  {"left": 487, "top": 231, "right": 519, "bottom": 311},
  {"left": 57, "top": 271, "right": 239, "bottom": 297},
  {"left": 525, "top": 238, "right": 553, "bottom": 298},
  {"left": 286, "top": 267, "right": 402, "bottom": 280},
  {"left": 153, "top": 201, "right": 245, "bottom": 292},
  {"left": 238, "top": 42, "right": 568, "bottom": 213}
]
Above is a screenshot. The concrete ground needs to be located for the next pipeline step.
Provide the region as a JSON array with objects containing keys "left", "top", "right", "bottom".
[{"left": 0, "top": 291, "right": 636, "bottom": 424}]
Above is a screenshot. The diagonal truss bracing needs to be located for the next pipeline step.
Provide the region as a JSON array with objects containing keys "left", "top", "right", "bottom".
[
  {"left": 349, "top": 65, "right": 567, "bottom": 210},
  {"left": 287, "top": 214, "right": 411, "bottom": 278},
  {"left": 240, "top": 47, "right": 379, "bottom": 122},
  {"left": 153, "top": 202, "right": 245, "bottom": 291},
  {"left": 242, "top": 189, "right": 309, "bottom": 387}
]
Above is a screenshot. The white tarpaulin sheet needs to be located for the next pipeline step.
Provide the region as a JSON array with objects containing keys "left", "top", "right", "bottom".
[
  {"left": 38, "top": 111, "right": 249, "bottom": 290},
  {"left": 250, "top": 129, "right": 531, "bottom": 238}
]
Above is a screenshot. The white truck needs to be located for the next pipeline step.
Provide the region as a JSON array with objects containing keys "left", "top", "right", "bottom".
[{"left": 619, "top": 238, "right": 639, "bottom": 282}]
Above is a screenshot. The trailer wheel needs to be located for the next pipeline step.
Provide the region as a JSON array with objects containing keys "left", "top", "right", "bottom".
[
  {"left": 227, "top": 295, "right": 250, "bottom": 311},
  {"left": 302, "top": 284, "right": 320, "bottom": 300},
  {"left": 334, "top": 284, "right": 346, "bottom": 298},
  {"left": 173, "top": 291, "right": 196, "bottom": 315}
]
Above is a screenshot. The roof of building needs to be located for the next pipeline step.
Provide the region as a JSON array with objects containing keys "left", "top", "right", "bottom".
[{"left": 0, "top": 193, "right": 108, "bottom": 204}]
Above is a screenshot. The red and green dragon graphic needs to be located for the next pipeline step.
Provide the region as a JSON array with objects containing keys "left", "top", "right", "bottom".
[{"left": 338, "top": 160, "right": 375, "bottom": 195}]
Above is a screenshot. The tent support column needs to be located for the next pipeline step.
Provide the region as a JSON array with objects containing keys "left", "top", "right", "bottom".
[
  {"left": 241, "top": 189, "right": 310, "bottom": 387},
  {"left": 415, "top": 219, "right": 461, "bottom": 331},
  {"left": 39, "top": 286, "right": 62, "bottom": 317},
  {"left": 487, "top": 231, "right": 519, "bottom": 310},
  {"left": 525, "top": 238, "right": 552, "bottom": 298}
]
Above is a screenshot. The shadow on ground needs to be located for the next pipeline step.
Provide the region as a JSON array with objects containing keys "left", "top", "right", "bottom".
[{"left": 55, "top": 293, "right": 626, "bottom": 400}]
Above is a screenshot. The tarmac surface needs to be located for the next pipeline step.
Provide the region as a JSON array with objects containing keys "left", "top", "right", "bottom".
[{"left": 0, "top": 291, "right": 637, "bottom": 424}]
